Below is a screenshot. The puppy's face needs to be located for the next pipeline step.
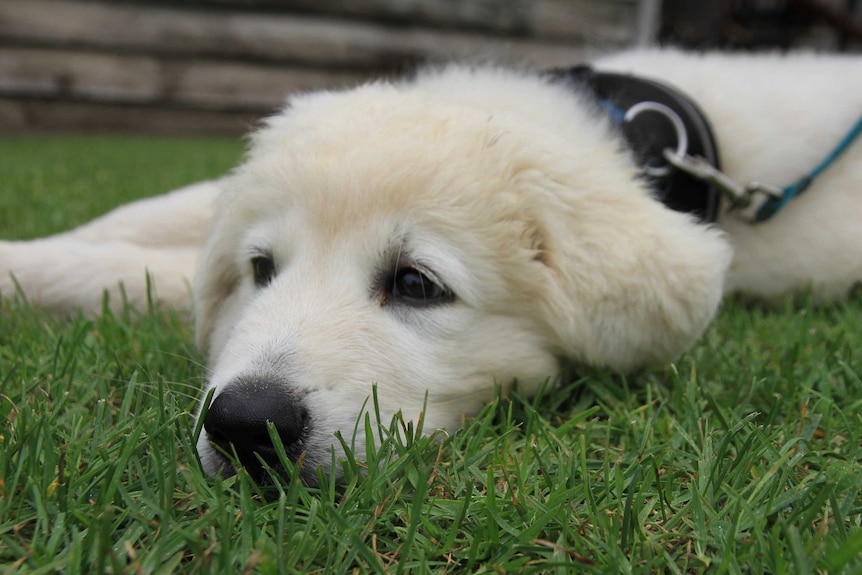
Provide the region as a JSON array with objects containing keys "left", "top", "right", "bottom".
[{"left": 194, "top": 70, "right": 731, "bottom": 483}]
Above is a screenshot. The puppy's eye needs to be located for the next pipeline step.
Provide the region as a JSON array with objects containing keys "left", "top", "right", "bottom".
[
  {"left": 390, "top": 267, "right": 452, "bottom": 306},
  {"left": 251, "top": 254, "right": 276, "bottom": 288}
]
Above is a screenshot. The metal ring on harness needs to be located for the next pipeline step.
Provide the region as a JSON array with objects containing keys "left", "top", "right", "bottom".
[
  {"left": 623, "top": 101, "right": 688, "bottom": 178},
  {"left": 546, "top": 65, "right": 722, "bottom": 222}
]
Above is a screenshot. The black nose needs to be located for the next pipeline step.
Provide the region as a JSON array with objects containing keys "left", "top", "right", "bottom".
[{"left": 203, "top": 379, "right": 310, "bottom": 479}]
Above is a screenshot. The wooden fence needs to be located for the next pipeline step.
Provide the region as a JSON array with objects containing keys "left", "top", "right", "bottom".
[{"left": 0, "top": 0, "right": 638, "bottom": 135}]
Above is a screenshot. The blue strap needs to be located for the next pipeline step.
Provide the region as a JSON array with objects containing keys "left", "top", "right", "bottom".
[
  {"left": 599, "top": 99, "right": 626, "bottom": 125},
  {"left": 756, "top": 114, "right": 862, "bottom": 222}
]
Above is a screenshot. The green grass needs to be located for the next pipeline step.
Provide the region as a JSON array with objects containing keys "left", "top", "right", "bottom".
[{"left": 1, "top": 137, "right": 861, "bottom": 573}]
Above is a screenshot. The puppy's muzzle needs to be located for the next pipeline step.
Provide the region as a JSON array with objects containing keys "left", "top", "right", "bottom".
[{"left": 203, "top": 378, "right": 310, "bottom": 482}]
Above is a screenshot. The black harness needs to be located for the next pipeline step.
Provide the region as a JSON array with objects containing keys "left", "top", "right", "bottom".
[{"left": 549, "top": 66, "right": 721, "bottom": 223}]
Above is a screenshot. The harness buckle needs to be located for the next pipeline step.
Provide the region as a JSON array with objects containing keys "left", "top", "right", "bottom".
[
  {"left": 662, "top": 149, "right": 784, "bottom": 219},
  {"left": 622, "top": 99, "right": 785, "bottom": 221}
]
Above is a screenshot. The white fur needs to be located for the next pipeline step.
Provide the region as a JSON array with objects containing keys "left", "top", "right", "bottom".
[{"left": 1, "top": 50, "right": 859, "bottom": 480}]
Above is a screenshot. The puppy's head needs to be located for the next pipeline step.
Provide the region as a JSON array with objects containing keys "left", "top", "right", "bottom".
[{"left": 193, "top": 67, "right": 731, "bottom": 483}]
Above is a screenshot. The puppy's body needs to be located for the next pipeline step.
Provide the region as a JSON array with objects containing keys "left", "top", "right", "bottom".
[
  {"left": 2, "top": 50, "right": 860, "bottom": 481},
  {"left": 600, "top": 51, "right": 862, "bottom": 300}
]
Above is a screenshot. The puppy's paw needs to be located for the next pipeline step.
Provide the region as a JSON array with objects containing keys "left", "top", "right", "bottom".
[
  {"left": 0, "top": 240, "right": 21, "bottom": 299},
  {"left": 0, "top": 240, "right": 43, "bottom": 303},
  {"left": 0, "top": 239, "right": 92, "bottom": 312}
]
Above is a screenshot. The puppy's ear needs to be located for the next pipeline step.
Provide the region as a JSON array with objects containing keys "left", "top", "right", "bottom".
[{"left": 531, "top": 171, "right": 732, "bottom": 372}]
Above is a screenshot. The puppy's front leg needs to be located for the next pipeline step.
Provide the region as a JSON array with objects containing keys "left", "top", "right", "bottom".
[
  {"left": 0, "top": 239, "right": 199, "bottom": 314},
  {"left": 1, "top": 179, "right": 221, "bottom": 314},
  {"left": 60, "top": 180, "right": 221, "bottom": 248}
]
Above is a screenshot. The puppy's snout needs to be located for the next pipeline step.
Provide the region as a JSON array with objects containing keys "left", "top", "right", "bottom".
[{"left": 204, "top": 379, "right": 310, "bottom": 478}]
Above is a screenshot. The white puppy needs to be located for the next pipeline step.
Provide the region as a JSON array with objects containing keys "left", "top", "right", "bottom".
[{"left": 2, "top": 50, "right": 860, "bottom": 483}]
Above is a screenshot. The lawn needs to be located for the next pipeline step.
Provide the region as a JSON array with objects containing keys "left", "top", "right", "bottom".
[{"left": 1, "top": 137, "right": 861, "bottom": 574}]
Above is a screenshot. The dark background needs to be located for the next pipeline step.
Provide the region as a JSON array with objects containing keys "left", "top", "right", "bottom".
[{"left": 1, "top": 0, "right": 859, "bottom": 135}]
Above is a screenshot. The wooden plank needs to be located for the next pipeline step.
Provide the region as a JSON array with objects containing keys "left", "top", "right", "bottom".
[
  {"left": 0, "top": 0, "right": 599, "bottom": 70},
  {"left": 0, "top": 48, "right": 369, "bottom": 111},
  {"left": 0, "top": 48, "right": 162, "bottom": 106},
  {"left": 0, "top": 97, "right": 261, "bottom": 136},
  {"left": 191, "top": 0, "right": 638, "bottom": 42},
  {"left": 530, "top": 0, "right": 637, "bottom": 43}
]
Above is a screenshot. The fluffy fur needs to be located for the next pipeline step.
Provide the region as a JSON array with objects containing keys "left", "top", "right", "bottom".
[{"left": 2, "top": 50, "right": 860, "bottom": 482}]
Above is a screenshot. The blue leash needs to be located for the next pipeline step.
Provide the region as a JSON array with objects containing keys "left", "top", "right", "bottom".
[{"left": 756, "top": 114, "right": 862, "bottom": 222}]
